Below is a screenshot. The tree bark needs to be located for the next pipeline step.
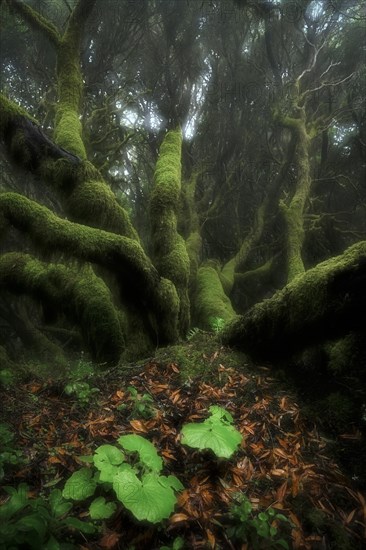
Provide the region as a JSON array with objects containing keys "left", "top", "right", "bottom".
[{"left": 222, "top": 241, "right": 366, "bottom": 360}]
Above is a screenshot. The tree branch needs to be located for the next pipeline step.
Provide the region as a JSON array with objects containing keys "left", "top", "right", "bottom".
[
  {"left": 7, "top": 0, "right": 61, "bottom": 46},
  {"left": 0, "top": 193, "right": 179, "bottom": 345}
]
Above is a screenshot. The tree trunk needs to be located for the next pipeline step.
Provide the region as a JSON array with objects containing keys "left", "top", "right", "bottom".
[{"left": 222, "top": 241, "right": 366, "bottom": 360}]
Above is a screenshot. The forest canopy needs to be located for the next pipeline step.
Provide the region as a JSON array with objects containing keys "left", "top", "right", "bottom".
[{"left": 0, "top": 0, "right": 365, "bottom": 369}]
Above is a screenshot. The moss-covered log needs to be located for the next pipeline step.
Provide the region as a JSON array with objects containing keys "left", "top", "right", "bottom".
[
  {"left": 222, "top": 241, "right": 366, "bottom": 360},
  {"left": 0, "top": 192, "right": 179, "bottom": 344},
  {"left": 0, "top": 253, "right": 124, "bottom": 365},
  {"left": 150, "top": 129, "right": 190, "bottom": 335}
]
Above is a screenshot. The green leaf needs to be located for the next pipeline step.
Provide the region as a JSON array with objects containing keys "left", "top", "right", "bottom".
[
  {"left": 93, "top": 445, "right": 125, "bottom": 482},
  {"left": 63, "top": 517, "right": 96, "bottom": 534},
  {"left": 89, "top": 496, "right": 116, "bottom": 520},
  {"left": 0, "top": 483, "right": 29, "bottom": 520},
  {"left": 128, "top": 386, "right": 138, "bottom": 397},
  {"left": 62, "top": 468, "right": 96, "bottom": 501},
  {"left": 113, "top": 468, "right": 180, "bottom": 523},
  {"left": 49, "top": 489, "right": 73, "bottom": 518},
  {"left": 208, "top": 405, "right": 234, "bottom": 424},
  {"left": 181, "top": 414, "right": 242, "bottom": 458},
  {"left": 118, "top": 434, "right": 163, "bottom": 472},
  {"left": 16, "top": 513, "right": 47, "bottom": 539},
  {"left": 164, "top": 475, "right": 184, "bottom": 492}
]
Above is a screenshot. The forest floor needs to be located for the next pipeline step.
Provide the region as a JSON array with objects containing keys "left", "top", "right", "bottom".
[{"left": 1, "top": 332, "right": 366, "bottom": 549}]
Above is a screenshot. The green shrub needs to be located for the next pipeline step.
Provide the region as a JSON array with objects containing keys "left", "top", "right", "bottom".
[
  {"left": 0, "top": 483, "right": 95, "bottom": 549},
  {"left": 62, "top": 434, "right": 183, "bottom": 524},
  {"left": 117, "top": 386, "right": 157, "bottom": 419},
  {"left": 64, "top": 381, "right": 100, "bottom": 405},
  {"left": 226, "top": 493, "right": 292, "bottom": 549}
]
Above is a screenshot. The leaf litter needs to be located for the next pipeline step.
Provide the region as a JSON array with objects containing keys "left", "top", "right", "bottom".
[{"left": 1, "top": 347, "right": 365, "bottom": 549}]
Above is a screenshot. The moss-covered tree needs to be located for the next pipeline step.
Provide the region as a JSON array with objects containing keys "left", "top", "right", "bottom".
[{"left": 1, "top": 0, "right": 365, "bottom": 370}]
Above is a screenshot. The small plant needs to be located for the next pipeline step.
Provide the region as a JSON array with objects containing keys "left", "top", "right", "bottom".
[
  {"left": 62, "top": 434, "right": 183, "bottom": 524},
  {"left": 186, "top": 327, "right": 201, "bottom": 340},
  {"left": 209, "top": 317, "right": 226, "bottom": 333},
  {"left": 64, "top": 381, "right": 100, "bottom": 406},
  {"left": 117, "top": 386, "right": 157, "bottom": 419},
  {"left": 0, "top": 369, "right": 15, "bottom": 387},
  {"left": 0, "top": 483, "right": 95, "bottom": 549},
  {"left": 63, "top": 355, "right": 99, "bottom": 406},
  {"left": 0, "top": 423, "right": 25, "bottom": 481},
  {"left": 226, "top": 493, "right": 292, "bottom": 549},
  {"left": 181, "top": 405, "right": 243, "bottom": 458}
]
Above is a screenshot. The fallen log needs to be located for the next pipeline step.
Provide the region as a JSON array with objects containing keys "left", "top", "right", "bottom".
[{"left": 222, "top": 241, "right": 366, "bottom": 360}]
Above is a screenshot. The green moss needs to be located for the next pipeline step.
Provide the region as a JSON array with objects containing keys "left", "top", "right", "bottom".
[
  {"left": 220, "top": 258, "right": 235, "bottom": 296},
  {"left": 54, "top": 108, "right": 86, "bottom": 159},
  {"left": 194, "top": 265, "right": 236, "bottom": 330},
  {"left": 54, "top": 34, "right": 86, "bottom": 158},
  {"left": 327, "top": 334, "right": 355, "bottom": 375},
  {"left": 0, "top": 192, "right": 182, "bottom": 348},
  {"left": 0, "top": 252, "right": 124, "bottom": 365},
  {"left": 155, "top": 277, "right": 180, "bottom": 344},
  {"left": 280, "top": 199, "right": 306, "bottom": 282},
  {"left": 66, "top": 176, "right": 138, "bottom": 237}
]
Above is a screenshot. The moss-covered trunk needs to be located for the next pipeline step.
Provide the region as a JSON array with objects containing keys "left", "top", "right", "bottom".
[
  {"left": 150, "top": 129, "right": 190, "bottom": 336},
  {"left": 275, "top": 82, "right": 314, "bottom": 284}
]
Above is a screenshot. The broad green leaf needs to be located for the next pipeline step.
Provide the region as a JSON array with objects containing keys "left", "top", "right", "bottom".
[
  {"left": 181, "top": 412, "right": 242, "bottom": 458},
  {"left": 89, "top": 496, "right": 116, "bottom": 519},
  {"left": 113, "top": 469, "right": 180, "bottom": 523},
  {"left": 118, "top": 434, "right": 163, "bottom": 472},
  {"left": 93, "top": 445, "right": 125, "bottom": 482},
  {"left": 62, "top": 468, "right": 96, "bottom": 501}
]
